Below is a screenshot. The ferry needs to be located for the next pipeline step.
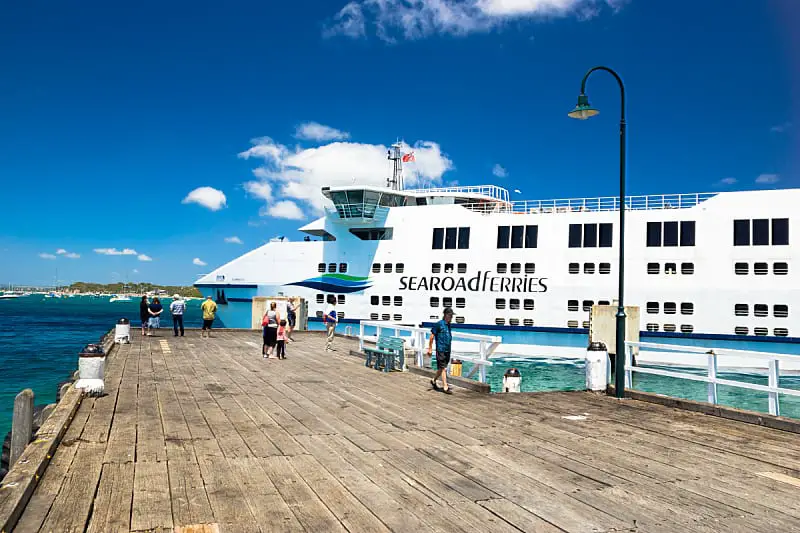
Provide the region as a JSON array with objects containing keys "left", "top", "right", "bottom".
[{"left": 196, "top": 144, "right": 799, "bottom": 359}]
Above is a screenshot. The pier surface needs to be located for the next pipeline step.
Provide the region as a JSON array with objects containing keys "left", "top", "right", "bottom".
[{"left": 10, "top": 331, "right": 800, "bottom": 532}]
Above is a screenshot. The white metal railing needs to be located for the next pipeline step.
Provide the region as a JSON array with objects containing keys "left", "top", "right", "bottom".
[
  {"left": 358, "top": 321, "right": 501, "bottom": 383},
  {"left": 405, "top": 184, "right": 511, "bottom": 203},
  {"left": 625, "top": 341, "right": 800, "bottom": 417}
]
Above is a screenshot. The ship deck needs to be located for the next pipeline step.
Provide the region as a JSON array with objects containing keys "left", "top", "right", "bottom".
[{"left": 6, "top": 330, "right": 800, "bottom": 532}]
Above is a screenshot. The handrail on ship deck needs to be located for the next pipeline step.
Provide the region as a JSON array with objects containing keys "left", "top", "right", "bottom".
[
  {"left": 358, "top": 320, "right": 501, "bottom": 383},
  {"left": 625, "top": 341, "right": 800, "bottom": 417}
]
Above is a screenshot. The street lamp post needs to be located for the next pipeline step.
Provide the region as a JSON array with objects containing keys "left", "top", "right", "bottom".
[{"left": 568, "top": 66, "right": 627, "bottom": 399}]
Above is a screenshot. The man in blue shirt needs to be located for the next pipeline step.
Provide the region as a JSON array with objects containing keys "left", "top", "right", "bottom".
[{"left": 427, "top": 307, "right": 454, "bottom": 394}]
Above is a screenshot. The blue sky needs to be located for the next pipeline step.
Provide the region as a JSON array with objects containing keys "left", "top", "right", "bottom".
[{"left": 1, "top": 0, "right": 797, "bottom": 286}]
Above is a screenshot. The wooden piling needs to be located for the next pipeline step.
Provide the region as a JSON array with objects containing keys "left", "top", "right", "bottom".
[{"left": 10, "top": 389, "right": 34, "bottom": 467}]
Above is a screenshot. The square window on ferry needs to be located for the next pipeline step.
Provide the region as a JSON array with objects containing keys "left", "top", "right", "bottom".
[
  {"left": 568, "top": 263, "right": 580, "bottom": 274},
  {"left": 382, "top": 296, "right": 391, "bottom": 306},
  {"left": 432, "top": 228, "right": 444, "bottom": 249},
  {"left": 510, "top": 263, "right": 521, "bottom": 274},
  {"left": 456, "top": 298, "right": 466, "bottom": 308},
  {"left": 664, "top": 302, "right": 677, "bottom": 314},
  {"left": 647, "top": 263, "right": 660, "bottom": 274},
  {"left": 372, "top": 263, "right": 381, "bottom": 273},
  {"left": 524, "top": 299, "right": 534, "bottom": 310},
  {"left": 337, "top": 295, "right": 345, "bottom": 305},
  {"left": 457, "top": 263, "right": 467, "bottom": 274},
  {"left": 497, "top": 226, "right": 511, "bottom": 249},
  {"left": 510, "top": 299, "right": 520, "bottom": 310},
  {"left": 497, "top": 263, "right": 507, "bottom": 274},
  {"left": 394, "top": 296, "right": 403, "bottom": 306},
  {"left": 370, "top": 295, "right": 379, "bottom": 305},
  {"left": 646, "top": 222, "right": 662, "bottom": 247},
  {"left": 599, "top": 223, "right": 613, "bottom": 248},
  {"left": 339, "top": 263, "right": 348, "bottom": 273},
  {"left": 430, "top": 297, "right": 440, "bottom": 307},
  {"left": 496, "top": 298, "right": 506, "bottom": 310},
  {"left": 582, "top": 300, "right": 594, "bottom": 311},
  {"left": 680, "top": 221, "right": 696, "bottom": 246},
  {"left": 432, "top": 263, "right": 441, "bottom": 273},
  {"left": 583, "top": 223, "right": 598, "bottom": 248},
  {"left": 567, "top": 300, "right": 579, "bottom": 311},
  {"left": 568, "top": 224, "right": 582, "bottom": 248},
  {"left": 733, "top": 219, "right": 750, "bottom": 246},
  {"left": 665, "top": 263, "right": 677, "bottom": 274},
  {"left": 384, "top": 263, "right": 393, "bottom": 273},
  {"left": 663, "top": 221, "right": 679, "bottom": 247},
  {"left": 316, "top": 294, "right": 325, "bottom": 304},
  {"left": 442, "top": 297, "right": 453, "bottom": 308},
  {"left": 772, "top": 219, "right": 789, "bottom": 245},
  {"left": 525, "top": 263, "right": 535, "bottom": 274},
  {"left": 752, "top": 219, "right": 769, "bottom": 246},
  {"left": 457, "top": 227, "right": 470, "bottom": 249},
  {"left": 511, "top": 226, "right": 524, "bottom": 248},
  {"left": 445, "top": 227, "right": 458, "bottom": 249},
  {"left": 318, "top": 263, "right": 326, "bottom": 273},
  {"left": 584, "top": 263, "right": 595, "bottom": 274},
  {"left": 395, "top": 263, "right": 405, "bottom": 273},
  {"left": 525, "top": 225, "right": 538, "bottom": 248},
  {"left": 328, "top": 263, "right": 337, "bottom": 273},
  {"left": 444, "top": 263, "right": 454, "bottom": 273},
  {"left": 646, "top": 302, "right": 659, "bottom": 314}
]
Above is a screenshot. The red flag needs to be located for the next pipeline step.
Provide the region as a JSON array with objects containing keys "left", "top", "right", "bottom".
[{"left": 402, "top": 152, "right": 415, "bottom": 163}]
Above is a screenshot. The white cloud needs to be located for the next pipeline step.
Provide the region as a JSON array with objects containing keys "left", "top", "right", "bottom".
[
  {"left": 132, "top": 269, "right": 139, "bottom": 274},
  {"left": 239, "top": 135, "right": 453, "bottom": 216},
  {"left": 492, "top": 164, "right": 507, "bottom": 178},
  {"left": 182, "top": 187, "right": 227, "bottom": 211},
  {"left": 718, "top": 177, "right": 737, "bottom": 185},
  {"left": 39, "top": 253, "right": 57, "bottom": 260},
  {"left": 137, "top": 254, "right": 153, "bottom": 262},
  {"left": 770, "top": 122, "right": 792, "bottom": 133},
  {"left": 755, "top": 173, "right": 780, "bottom": 184},
  {"left": 64, "top": 252, "right": 80, "bottom": 259},
  {"left": 266, "top": 200, "right": 306, "bottom": 220},
  {"left": 224, "top": 236, "right": 244, "bottom": 244},
  {"left": 270, "top": 236, "right": 291, "bottom": 243},
  {"left": 295, "top": 122, "right": 350, "bottom": 142},
  {"left": 94, "top": 248, "right": 138, "bottom": 256},
  {"left": 193, "top": 258, "right": 207, "bottom": 266},
  {"left": 56, "top": 248, "right": 67, "bottom": 255},
  {"left": 325, "top": 0, "right": 625, "bottom": 40}
]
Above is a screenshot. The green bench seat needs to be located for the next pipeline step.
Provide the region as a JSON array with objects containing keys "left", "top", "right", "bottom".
[{"left": 364, "top": 336, "right": 405, "bottom": 372}]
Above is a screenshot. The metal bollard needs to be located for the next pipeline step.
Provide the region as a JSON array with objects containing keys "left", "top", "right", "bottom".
[
  {"left": 503, "top": 368, "right": 521, "bottom": 393},
  {"left": 75, "top": 344, "right": 106, "bottom": 396},
  {"left": 585, "top": 341, "right": 610, "bottom": 392},
  {"left": 115, "top": 317, "right": 131, "bottom": 344},
  {"left": 10, "top": 389, "right": 34, "bottom": 467}
]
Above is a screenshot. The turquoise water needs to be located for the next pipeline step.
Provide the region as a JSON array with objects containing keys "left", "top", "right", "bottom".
[{"left": 0, "top": 295, "right": 204, "bottom": 439}]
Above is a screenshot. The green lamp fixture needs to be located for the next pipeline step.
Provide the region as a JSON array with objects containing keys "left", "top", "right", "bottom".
[{"left": 568, "top": 94, "right": 599, "bottom": 120}]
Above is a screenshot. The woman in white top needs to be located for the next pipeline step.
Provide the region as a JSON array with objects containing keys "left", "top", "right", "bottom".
[{"left": 262, "top": 302, "right": 280, "bottom": 358}]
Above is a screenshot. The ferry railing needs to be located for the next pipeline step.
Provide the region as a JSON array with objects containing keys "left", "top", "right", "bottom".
[
  {"left": 625, "top": 341, "right": 800, "bottom": 417},
  {"left": 358, "top": 320, "right": 501, "bottom": 383}
]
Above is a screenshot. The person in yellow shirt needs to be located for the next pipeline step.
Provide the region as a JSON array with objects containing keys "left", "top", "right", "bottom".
[{"left": 200, "top": 295, "right": 218, "bottom": 338}]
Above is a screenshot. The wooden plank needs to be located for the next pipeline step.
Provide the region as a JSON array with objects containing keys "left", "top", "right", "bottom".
[
  {"left": 168, "top": 460, "right": 215, "bottom": 528},
  {"left": 132, "top": 461, "right": 173, "bottom": 532},
  {"left": 226, "top": 457, "right": 304, "bottom": 532},
  {"left": 196, "top": 455, "right": 261, "bottom": 531},
  {"left": 478, "top": 499, "right": 565, "bottom": 533},
  {"left": 87, "top": 462, "right": 134, "bottom": 533}
]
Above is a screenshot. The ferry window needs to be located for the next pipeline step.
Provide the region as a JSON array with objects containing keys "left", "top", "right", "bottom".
[
  {"left": 664, "top": 302, "right": 677, "bottom": 314},
  {"left": 525, "top": 263, "right": 536, "bottom": 274},
  {"left": 680, "top": 221, "right": 696, "bottom": 247},
  {"left": 456, "top": 297, "right": 466, "bottom": 308},
  {"left": 568, "top": 320, "right": 579, "bottom": 328},
  {"left": 372, "top": 263, "right": 381, "bottom": 273},
  {"left": 382, "top": 313, "right": 390, "bottom": 321},
  {"left": 646, "top": 323, "right": 659, "bottom": 332},
  {"left": 680, "top": 325, "right": 694, "bottom": 334},
  {"left": 774, "top": 328, "right": 789, "bottom": 337},
  {"left": 663, "top": 324, "right": 677, "bottom": 333},
  {"left": 665, "top": 263, "right": 677, "bottom": 275},
  {"left": 567, "top": 300, "right": 579, "bottom": 312},
  {"left": 316, "top": 311, "right": 324, "bottom": 318},
  {"left": 734, "top": 304, "right": 748, "bottom": 316},
  {"left": 370, "top": 313, "right": 379, "bottom": 320},
  {"left": 432, "top": 263, "right": 441, "bottom": 273},
  {"left": 430, "top": 297, "right": 439, "bottom": 307},
  {"left": 396, "top": 263, "right": 405, "bottom": 273},
  {"left": 432, "top": 228, "right": 444, "bottom": 249},
  {"left": 681, "top": 263, "right": 694, "bottom": 275},
  {"left": 510, "top": 299, "right": 520, "bottom": 310},
  {"left": 524, "top": 299, "right": 534, "bottom": 310},
  {"left": 735, "top": 326, "right": 749, "bottom": 335},
  {"left": 583, "top": 223, "right": 598, "bottom": 248},
  {"left": 337, "top": 295, "right": 345, "bottom": 305},
  {"left": 393, "top": 314, "right": 402, "bottom": 322},
  {"left": 647, "top": 222, "right": 662, "bottom": 247},
  {"left": 457, "top": 227, "right": 471, "bottom": 249},
  {"left": 599, "top": 263, "right": 611, "bottom": 274},
  {"left": 646, "top": 302, "right": 659, "bottom": 314},
  {"left": 339, "top": 263, "right": 348, "bottom": 273},
  {"left": 754, "top": 327, "right": 768, "bottom": 336},
  {"left": 774, "top": 262, "right": 789, "bottom": 275},
  {"left": 734, "top": 262, "right": 748, "bottom": 275},
  {"left": 317, "top": 294, "right": 325, "bottom": 304},
  {"left": 599, "top": 223, "right": 613, "bottom": 248},
  {"left": 510, "top": 226, "right": 524, "bottom": 248},
  {"left": 569, "top": 263, "right": 580, "bottom": 274},
  {"left": 772, "top": 218, "right": 789, "bottom": 245},
  {"left": 394, "top": 296, "right": 403, "bottom": 306},
  {"left": 370, "top": 295, "right": 379, "bottom": 305},
  {"left": 681, "top": 303, "right": 694, "bottom": 315},
  {"left": 457, "top": 263, "right": 467, "bottom": 274},
  {"left": 495, "top": 318, "right": 506, "bottom": 326},
  {"left": 509, "top": 318, "right": 520, "bottom": 326},
  {"left": 523, "top": 319, "right": 534, "bottom": 327},
  {"left": 442, "top": 297, "right": 453, "bottom": 308},
  {"left": 568, "top": 224, "right": 582, "bottom": 248},
  {"left": 525, "top": 225, "right": 539, "bottom": 248},
  {"left": 774, "top": 304, "right": 789, "bottom": 318},
  {"left": 582, "top": 321, "right": 591, "bottom": 329},
  {"left": 663, "top": 221, "right": 679, "bottom": 247},
  {"left": 584, "top": 263, "right": 595, "bottom": 274},
  {"left": 510, "top": 263, "right": 521, "bottom": 274},
  {"left": 598, "top": 300, "right": 610, "bottom": 305},
  {"left": 497, "top": 226, "right": 510, "bottom": 248},
  {"left": 350, "top": 228, "right": 393, "bottom": 240},
  {"left": 497, "top": 263, "right": 507, "bottom": 274},
  {"left": 445, "top": 227, "right": 458, "bottom": 249},
  {"left": 752, "top": 219, "right": 769, "bottom": 246},
  {"left": 647, "top": 263, "right": 660, "bottom": 275},
  {"left": 455, "top": 316, "right": 465, "bottom": 324},
  {"left": 318, "top": 263, "right": 326, "bottom": 273},
  {"left": 754, "top": 304, "right": 768, "bottom": 317},
  {"left": 733, "top": 219, "right": 750, "bottom": 246},
  {"left": 444, "top": 263, "right": 454, "bottom": 273},
  {"left": 328, "top": 263, "right": 337, "bottom": 273},
  {"left": 382, "top": 296, "right": 390, "bottom": 306},
  {"left": 495, "top": 298, "right": 506, "bottom": 310},
  {"left": 754, "top": 262, "right": 768, "bottom": 275},
  {"left": 582, "top": 300, "right": 594, "bottom": 312},
  {"left": 384, "top": 263, "right": 393, "bottom": 274}
]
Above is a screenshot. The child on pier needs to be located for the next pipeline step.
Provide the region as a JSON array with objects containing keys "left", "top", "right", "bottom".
[{"left": 276, "top": 319, "right": 288, "bottom": 359}]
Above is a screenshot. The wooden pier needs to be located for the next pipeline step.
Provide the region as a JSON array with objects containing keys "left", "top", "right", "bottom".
[{"left": 3, "top": 330, "right": 800, "bottom": 532}]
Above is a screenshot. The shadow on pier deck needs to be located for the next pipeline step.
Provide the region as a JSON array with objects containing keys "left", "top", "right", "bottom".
[{"left": 8, "top": 330, "right": 800, "bottom": 532}]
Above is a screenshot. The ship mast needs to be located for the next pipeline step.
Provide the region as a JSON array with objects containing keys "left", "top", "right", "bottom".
[{"left": 386, "top": 142, "right": 404, "bottom": 191}]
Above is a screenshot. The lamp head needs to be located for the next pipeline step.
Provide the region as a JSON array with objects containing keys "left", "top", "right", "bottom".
[{"left": 568, "top": 94, "right": 599, "bottom": 120}]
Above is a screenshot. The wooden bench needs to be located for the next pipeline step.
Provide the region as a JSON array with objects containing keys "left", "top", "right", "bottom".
[{"left": 364, "top": 336, "right": 405, "bottom": 372}]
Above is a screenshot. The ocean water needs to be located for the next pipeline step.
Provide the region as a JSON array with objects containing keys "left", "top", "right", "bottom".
[{"left": 0, "top": 295, "right": 204, "bottom": 439}]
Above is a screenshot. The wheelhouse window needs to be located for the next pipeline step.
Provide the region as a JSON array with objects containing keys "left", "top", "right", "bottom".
[
  {"left": 350, "top": 228, "right": 393, "bottom": 240},
  {"left": 571, "top": 223, "right": 612, "bottom": 248}
]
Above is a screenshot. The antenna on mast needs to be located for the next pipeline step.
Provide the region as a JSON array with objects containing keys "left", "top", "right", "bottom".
[{"left": 386, "top": 140, "right": 404, "bottom": 191}]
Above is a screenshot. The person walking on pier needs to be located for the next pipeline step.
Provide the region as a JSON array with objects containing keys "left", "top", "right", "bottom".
[
  {"left": 427, "top": 307, "right": 454, "bottom": 394},
  {"left": 139, "top": 295, "right": 150, "bottom": 337},
  {"left": 170, "top": 294, "right": 185, "bottom": 337},
  {"left": 286, "top": 298, "right": 297, "bottom": 342},
  {"left": 201, "top": 295, "right": 217, "bottom": 338},
  {"left": 324, "top": 294, "right": 338, "bottom": 352},
  {"left": 262, "top": 301, "right": 280, "bottom": 358},
  {"left": 147, "top": 297, "right": 164, "bottom": 336}
]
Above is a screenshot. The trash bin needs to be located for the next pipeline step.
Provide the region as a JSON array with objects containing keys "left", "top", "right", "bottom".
[
  {"left": 503, "top": 368, "right": 521, "bottom": 393},
  {"left": 450, "top": 359, "right": 462, "bottom": 377},
  {"left": 75, "top": 344, "right": 106, "bottom": 396},
  {"left": 114, "top": 317, "right": 131, "bottom": 344},
  {"left": 585, "top": 341, "right": 610, "bottom": 391}
]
